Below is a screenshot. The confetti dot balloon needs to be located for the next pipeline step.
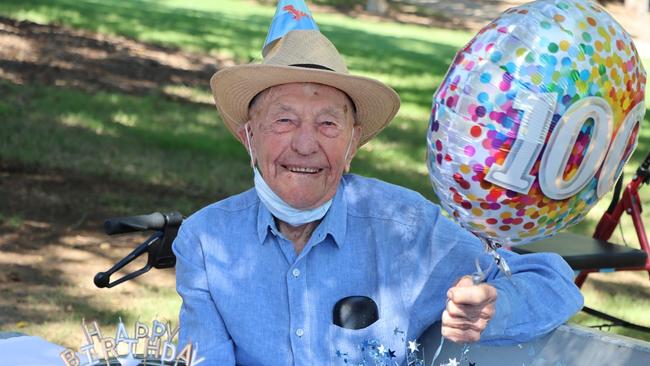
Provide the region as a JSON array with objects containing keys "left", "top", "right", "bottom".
[{"left": 427, "top": 0, "right": 646, "bottom": 245}]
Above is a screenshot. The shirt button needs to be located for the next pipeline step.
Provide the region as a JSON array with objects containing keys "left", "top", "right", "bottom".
[
  {"left": 292, "top": 268, "right": 301, "bottom": 278},
  {"left": 296, "top": 328, "right": 304, "bottom": 337}
]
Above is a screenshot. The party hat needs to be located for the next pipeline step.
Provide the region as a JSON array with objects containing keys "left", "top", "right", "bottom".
[{"left": 263, "top": 0, "right": 319, "bottom": 56}]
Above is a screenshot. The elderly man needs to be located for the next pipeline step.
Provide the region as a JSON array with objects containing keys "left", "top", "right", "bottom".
[{"left": 172, "top": 4, "right": 583, "bottom": 365}]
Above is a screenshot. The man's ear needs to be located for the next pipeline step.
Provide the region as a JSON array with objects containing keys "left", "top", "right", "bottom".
[
  {"left": 237, "top": 121, "right": 256, "bottom": 167},
  {"left": 236, "top": 122, "right": 252, "bottom": 148}
]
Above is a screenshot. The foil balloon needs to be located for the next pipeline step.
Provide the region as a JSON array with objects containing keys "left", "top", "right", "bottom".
[{"left": 427, "top": 0, "right": 646, "bottom": 246}]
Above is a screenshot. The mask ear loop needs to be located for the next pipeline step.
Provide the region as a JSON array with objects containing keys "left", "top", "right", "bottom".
[
  {"left": 244, "top": 122, "right": 255, "bottom": 168},
  {"left": 342, "top": 128, "right": 355, "bottom": 172}
]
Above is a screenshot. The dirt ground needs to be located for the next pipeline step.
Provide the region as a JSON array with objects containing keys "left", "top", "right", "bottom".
[
  {"left": 408, "top": 0, "right": 649, "bottom": 43},
  {"left": 0, "top": 15, "right": 225, "bottom": 333},
  {"left": 0, "top": 164, "right": 179, "bottom": 334},
  {"left": 1, "top": 0, "right": 649, "bottom": 343},
  {"left": 0, "top": 16, "right": 225, "bottom": 103},
  {"left": 352, "top": 1, "right": 650, "bottom": 57}
]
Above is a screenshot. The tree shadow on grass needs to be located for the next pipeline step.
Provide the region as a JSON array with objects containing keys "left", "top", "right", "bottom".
[
  {"left": 0, "top": 233, "right": 179, "bottom": 348},
  {"left": 1, "top": 80, "right": 253, "bottom": 208},
  {"left": 0, "top": 167, "right": 183, "bottom": 346},
  {"left": 0, "top": 16, "right": 220, "bottom": 106},
  {"left": 0, "top": 0, "right": 465, "bottom": 209},
  {"left": 0, "top": 0, "right": 461, "bottom": 103},
  {"left": 0, "top": 0, "right": 269, "bottom": 63},
  {"left": 1, "top": 0, "right": 648, "bottom": 239},
  {"left": 0, "top": 264, "right": 128, "bottom": 326}
]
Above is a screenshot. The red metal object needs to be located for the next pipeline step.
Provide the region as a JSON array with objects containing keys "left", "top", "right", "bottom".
[{"left": 577, "top": 154, "right": 650, "bottom": 288}]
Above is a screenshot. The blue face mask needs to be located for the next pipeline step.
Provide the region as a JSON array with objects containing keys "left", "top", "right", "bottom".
[
  {"left": 244, "top": 122, "right": 355, "bottom": 227},
  {"left": 253, "top": 166, "right": 333, "bottom": 227}
]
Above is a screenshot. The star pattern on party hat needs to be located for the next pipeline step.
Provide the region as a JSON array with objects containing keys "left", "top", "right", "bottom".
[{"left": 262, "top": 0, "right": 319, "bottom": 57}]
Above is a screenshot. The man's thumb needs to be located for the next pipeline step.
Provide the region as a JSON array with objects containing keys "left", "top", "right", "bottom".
[
  {"left": 448, "top": 276, "right": 475, "bottom": 300},
  {"left": 455, "top": 276, "right": 475, "bottom": 288}
]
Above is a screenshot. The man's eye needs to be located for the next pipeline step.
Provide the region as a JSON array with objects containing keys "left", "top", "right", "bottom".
[
  {"left": 320, "top": 120, "right": 342, "bottom": 128},
  {"left": 269, "top": 118, "right": 296, "bottom": 133},
  {"left": 319, "top": 121, "right": 343, "bottom": 138}
]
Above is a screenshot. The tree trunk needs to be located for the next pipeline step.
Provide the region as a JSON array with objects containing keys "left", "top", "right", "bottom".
[{"left": 366, "top": 0, "right": 389, "bottom": 15}]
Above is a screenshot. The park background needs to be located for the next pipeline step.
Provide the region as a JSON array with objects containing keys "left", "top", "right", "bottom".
[{"left": 0, "top": 0, "right": 649, "bottom": 349}]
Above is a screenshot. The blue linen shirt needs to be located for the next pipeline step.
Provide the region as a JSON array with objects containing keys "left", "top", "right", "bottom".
[{"left": 173, "top": 174, "right": 583, "bottom": 365}]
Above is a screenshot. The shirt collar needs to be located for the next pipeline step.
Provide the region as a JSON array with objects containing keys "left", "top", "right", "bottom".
[
  {"left": 314, "top": 179, "right": 347, "bottom": 249},
  {"left": 257, "top": 195, "right": 278, "bottom": 244},
  {"left": 255, "top": 177, "right": 348, "bottom": 248}
]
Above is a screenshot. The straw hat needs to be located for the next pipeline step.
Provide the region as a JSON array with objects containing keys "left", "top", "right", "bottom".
[{"left": 210, "top": 29, "right": 400, "bottom": 147}]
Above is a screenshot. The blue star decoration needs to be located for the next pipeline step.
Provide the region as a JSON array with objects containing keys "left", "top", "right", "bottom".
[
  {"left": 441, "top": 358, "right": 460, "bottom": 366},
  {"left": 469, "top": 362, "right": 476, "bottom": 366},
  {"left": 335, "top": 349, "right": 349, "bottom": 364},
  {"left": 334, "top": 326, "right": 429, "bottom": 365},
  {"left": 377, "top": 344, "right": 387, "bottom": 356},
  {"left": 360, "top": 339, "right": 371, "bottom": 351}
]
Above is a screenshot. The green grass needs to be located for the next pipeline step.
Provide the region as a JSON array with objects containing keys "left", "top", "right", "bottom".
[
  {"left": 5, "top": 284, "right": 181, "bottom": 348},
  {"left": 0, "top": 209, "right": 25, "bottom": 229},
  {"left": 0, "top": 0, "right": 473, "bottom": 202},
  {"left": 0, "top": 82, "right": 251, "bottom": 211},
  {"left": 1, "top": 0, "right": 650, "bottom": 346},
  {"left": 572, "top": 271, "right": 650, "bottom": 342}
]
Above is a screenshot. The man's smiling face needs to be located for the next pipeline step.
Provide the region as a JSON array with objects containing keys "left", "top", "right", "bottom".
[{"left": 240, "top": 82, "right": 360, "bottom": 209}]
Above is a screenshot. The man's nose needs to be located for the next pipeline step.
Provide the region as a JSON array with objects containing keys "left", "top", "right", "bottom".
[{"left": 291, "top": 122, "right": 319, "bottom": 155}]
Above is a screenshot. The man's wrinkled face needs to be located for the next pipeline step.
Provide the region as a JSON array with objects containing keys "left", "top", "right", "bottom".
[{"left": 239, "top": 82, "right": 361, "bottom": 210}]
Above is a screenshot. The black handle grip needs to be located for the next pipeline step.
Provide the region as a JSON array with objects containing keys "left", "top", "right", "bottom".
[
  {"left": 639, "top": 151, "right": 650, "bottom": 171},
  {"left": 93, "top": 271, "right": 110, "bottom": 288},
  {"left": 104, "top": 212, "right": 167, "bottom": 235},
  {"left": 636, "top": 151, "right": 650, "bottom": 184}
]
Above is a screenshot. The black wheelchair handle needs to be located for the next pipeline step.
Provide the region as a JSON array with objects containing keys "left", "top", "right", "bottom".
[
  {"left": 638, "top": 151, "right": 650, "bottom": 184},
  {"left": 104, "top": 212, "right": 182, "bottom": 235}
]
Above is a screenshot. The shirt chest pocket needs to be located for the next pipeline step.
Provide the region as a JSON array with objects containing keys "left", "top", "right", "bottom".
[{"left": 329, "top": 319, "right": 404, "bottom": 365}]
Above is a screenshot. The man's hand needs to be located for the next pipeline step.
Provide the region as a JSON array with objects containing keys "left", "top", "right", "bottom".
[{"left": 441, "top": 276, "right": 497, "bottom": 343}]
